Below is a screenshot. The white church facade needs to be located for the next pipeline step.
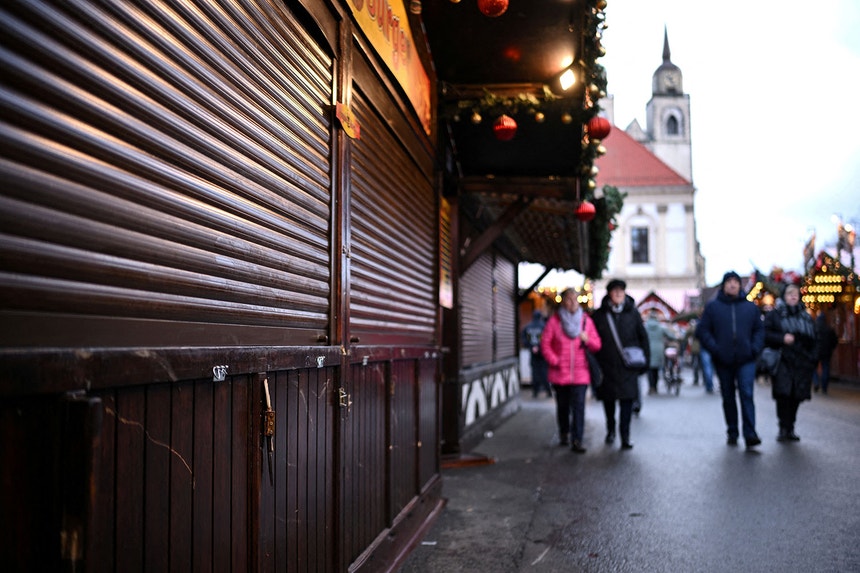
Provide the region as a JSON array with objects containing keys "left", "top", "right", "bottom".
[{"left": 592, "top": 30, "right": 705, "bottom": 315}]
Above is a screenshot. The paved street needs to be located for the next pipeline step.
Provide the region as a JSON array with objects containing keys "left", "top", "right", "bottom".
[{"left": 399, "top": 371, "right": 860, "bottom": 573}]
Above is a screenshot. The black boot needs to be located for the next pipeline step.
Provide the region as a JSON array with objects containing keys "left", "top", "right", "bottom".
[{"left": 777, "top": 427, "right": 790, "bottom": 442}]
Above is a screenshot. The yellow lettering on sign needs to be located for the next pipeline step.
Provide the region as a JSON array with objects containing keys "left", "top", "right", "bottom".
[{"left": 348, "top": 0, "right": 432, "bottom": 135}]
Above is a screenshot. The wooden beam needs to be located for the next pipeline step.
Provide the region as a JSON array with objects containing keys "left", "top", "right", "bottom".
[
  {"left": 518, "top": 265, "right": 554, "bottom": 303},
  {"left": 459, "top": 195, "right": 533, "bottom": 274}
]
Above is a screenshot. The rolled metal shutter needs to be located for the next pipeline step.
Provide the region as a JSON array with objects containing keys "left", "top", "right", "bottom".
[
  {"left": 459, "top": 252, "right": 493, "bottom": 367},
  {"left": 0, "top": 0, "right": 333, "bottom": 347},
  {"left": 494, "top": 256, "right": 516, "bottom": 359},
  {"left": 348, "top": 67, "right": 436, "bottom": 346}
]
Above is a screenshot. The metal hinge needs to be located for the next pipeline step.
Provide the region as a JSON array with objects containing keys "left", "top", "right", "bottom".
[{"left": 338, "top": 387, "right": 352, "bottom": 412}]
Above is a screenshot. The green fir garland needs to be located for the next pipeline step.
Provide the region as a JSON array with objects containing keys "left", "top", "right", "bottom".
[{"left": 587, "top": 185, "right": 625, "bottom": 279}]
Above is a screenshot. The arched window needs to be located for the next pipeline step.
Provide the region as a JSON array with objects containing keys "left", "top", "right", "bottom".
[{"left": 666, "top": 115, "right": 679, "bottom": 136}]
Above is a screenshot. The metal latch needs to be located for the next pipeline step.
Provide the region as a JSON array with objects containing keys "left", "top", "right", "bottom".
[
  {"left": 262, "top": 378, "right": 275, "bottom": 486},
  {"left": 338, "top": 387, "right": 352, "bottom": 412}
]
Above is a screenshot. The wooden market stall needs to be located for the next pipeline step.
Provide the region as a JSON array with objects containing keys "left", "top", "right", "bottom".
[
  {"left": 0, "top": 1, "right": 613, "bottom": 571},
  {"left": 802, "top": 252, "right": 860, "bottom": 383}
]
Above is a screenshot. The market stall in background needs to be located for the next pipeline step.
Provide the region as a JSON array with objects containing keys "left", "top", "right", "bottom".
[{"left": 803, "top": 251, "right": 860, "bottom": 383}]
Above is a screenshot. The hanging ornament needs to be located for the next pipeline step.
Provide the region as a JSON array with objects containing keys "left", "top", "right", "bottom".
[
  {"left": 561, "top": 113, "right": 573, "bottom": 124},
  {"left": 575, "top": 200, "right": 596, "bottom": 222},
  {"left": 608, "top": 221, "right": 616, "bottom": 231},
  {"left": 587, "top": 116, "right": 611, "bottom": 139},
  {"left": 471, "top": 111, "right": 482, "bottom": 124},
  {"left": 534, "top": 111, "right": 545, "bottom": 123},
  {"left": 478, "top": 0, "right": 508, "bottom": 17},
  {"left": 493, "top": 114, "right": 517, "bottom": 141}
]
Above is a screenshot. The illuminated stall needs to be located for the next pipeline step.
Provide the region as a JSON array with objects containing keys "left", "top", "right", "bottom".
[{"left": 802, "top": 252, "right": 860, "bottom": 382}]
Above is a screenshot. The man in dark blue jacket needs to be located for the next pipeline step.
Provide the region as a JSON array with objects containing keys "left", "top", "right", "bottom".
[
  {"left": 522, "top": 310, "right": 550, "bottom": 398},
  {"left": 696, "top": 271, "right": 765, "bottom": 449}
]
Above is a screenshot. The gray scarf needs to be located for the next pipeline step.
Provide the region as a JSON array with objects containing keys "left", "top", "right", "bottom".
[
  {"left": 559, "top": 307, "right": 583, "bottom": 339},
  {"left": 777, "top": 300, "right": 815, "bottom": 339}
]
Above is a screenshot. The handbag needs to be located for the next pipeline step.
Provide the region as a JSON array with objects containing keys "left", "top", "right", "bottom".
[
  {"left": 579, "top": 316, "right": 603, "bottom": 395},
  {"left": 757, "top": 347, "right": 781, "bottom": 376},
  {"left": 585, "top": 345, "right": 602, "bottom": 392},
  {"left": 606, "top": 313, "right": 647, "bottom": 369}
]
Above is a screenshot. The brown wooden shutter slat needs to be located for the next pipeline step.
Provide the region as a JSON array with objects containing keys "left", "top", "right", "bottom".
[
  {"left": 348, "top": 83, "right": 436, "bottom": 343},
  {"left": 0, "top": 0, "right": 334, "bottom": 347},
  {"left": 0, "top": 175, "right": 328, "bottom": 294},
  {"left": 495, "top": 257, "right": 517, "bottom": 359},
  {"left": 459, "top": 253, "right": 494, "bottom": 367}
]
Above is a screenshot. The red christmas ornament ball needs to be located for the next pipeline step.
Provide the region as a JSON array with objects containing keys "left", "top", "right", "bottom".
[
  {"left": 493, "top": 114, "right": 517, "bottom": 141},
  {"left": 587, "top": 116, "right": 611, "bottom": 140},
  {"left": 478, "top": 0, "right": 509, "bottom": 17},
  {"left": 575, "top": 200, "right": 596, "bottom": 222}
]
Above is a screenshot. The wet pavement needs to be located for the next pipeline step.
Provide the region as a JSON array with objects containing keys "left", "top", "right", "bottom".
[{"left": 399, "top": 371, "right": 860, "bottom": 573}]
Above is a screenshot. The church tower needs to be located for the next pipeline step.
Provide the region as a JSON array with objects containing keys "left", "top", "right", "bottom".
[
  {"left": 643, "top": 27, "right": 693, "bottom": 182},
  {"left": 592, "top": 27, "right": 706, "bottom": 314}
]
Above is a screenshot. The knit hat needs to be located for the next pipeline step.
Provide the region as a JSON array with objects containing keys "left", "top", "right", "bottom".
[
  {"left": 606, "top": 278, "right": 626, "bottom": 292},
  {"left": 780, "top": 282, "right": 800, "bottom": 299},
  {"left": 721, "top": 271, "right": 741, "bottom": 286}
]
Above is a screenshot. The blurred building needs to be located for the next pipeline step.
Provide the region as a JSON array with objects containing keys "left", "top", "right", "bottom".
[{"left": 593, "top": 29, "right": 705, "bottom": 313}]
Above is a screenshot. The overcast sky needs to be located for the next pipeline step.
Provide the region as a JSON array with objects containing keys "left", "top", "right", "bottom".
[{"left": 598, "top": 0, "right": 860, "bottom": 286}]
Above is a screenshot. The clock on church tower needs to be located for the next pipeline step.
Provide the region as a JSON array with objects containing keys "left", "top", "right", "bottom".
[{"left": 663, "top": 69, "right": 681, "bottom": 92}]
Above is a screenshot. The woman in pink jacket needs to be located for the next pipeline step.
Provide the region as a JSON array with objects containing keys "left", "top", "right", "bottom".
[{"left": 540, "top": 288, "right": 602, "bottom": 453}]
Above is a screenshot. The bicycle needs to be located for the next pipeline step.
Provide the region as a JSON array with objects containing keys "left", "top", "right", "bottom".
[{"left": 663, "top": 344, "right": 682, "bottom": 395}]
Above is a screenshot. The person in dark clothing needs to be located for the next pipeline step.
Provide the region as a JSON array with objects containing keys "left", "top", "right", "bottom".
[
  {"left": 522, "top": 310, "right": 551, "bottom": 398},
  {"left": 696, "top": 271, "right": 765, "bottom": 449},
  {"left": 763, "top": 283, "right": 818, "bottom": 441},
  {"left": 644, "top": 310, "right": 667, "bottom": 395},
  {"left": 593, "top": 279, "right": 650, "bottom": 449},
  {"left": 813, "top": 311, "right": 838, "bottom": 394}
]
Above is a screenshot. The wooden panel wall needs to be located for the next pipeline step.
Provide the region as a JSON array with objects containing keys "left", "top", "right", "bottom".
[
  {"left": 341, "top": 351, "right": 442, "bottom": 573},
  {"left": 88, "top": 375, "right": 252, "bottom": 573},
  {"left": 417, "top": 357, "right": 440, "bottom": 490},
  {"left": 260, "top": 367, "right": 335, "bottom": 573},
  {"left": 342, "top": 359, "right": 388, "bottom": 569},
  {"left": 389, "top": 359, "right": 418, "bottom": 516}
]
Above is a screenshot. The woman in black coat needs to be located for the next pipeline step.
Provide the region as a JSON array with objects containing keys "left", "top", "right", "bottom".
[
  {"left": 763, "top": 283, "right": 818, "bottom": 441},
  {"left": 593, "top": 279, "right": 650, "bottom": 449}
]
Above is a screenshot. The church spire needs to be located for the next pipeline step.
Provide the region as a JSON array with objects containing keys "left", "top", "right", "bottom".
[{"left": 662, "top": 25, "right": 671, "bottom": 63}]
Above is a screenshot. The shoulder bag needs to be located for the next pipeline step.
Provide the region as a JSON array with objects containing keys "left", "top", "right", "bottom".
[
  {"left": 606, "top": 314, "right": 647, "bottom": 369},
  {"left": 756, "top": 347, "right": 781, "bottom": 377}
]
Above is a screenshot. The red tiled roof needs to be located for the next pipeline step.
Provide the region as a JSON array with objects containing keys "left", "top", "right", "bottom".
[{"left": 594, "top": 127, "right": 689, "bottom": 187}]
